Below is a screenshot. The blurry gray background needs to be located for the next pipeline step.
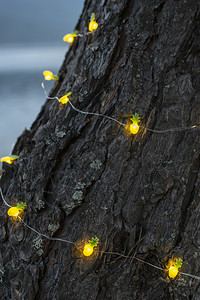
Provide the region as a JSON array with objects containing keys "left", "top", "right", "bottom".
[{"left": 0, "top": 0, "right": 84, "bottom": 157}]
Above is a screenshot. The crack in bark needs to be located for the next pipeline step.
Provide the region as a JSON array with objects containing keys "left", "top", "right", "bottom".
[{"left": 175, "top": 154, "right": 200, "bottom": 247}]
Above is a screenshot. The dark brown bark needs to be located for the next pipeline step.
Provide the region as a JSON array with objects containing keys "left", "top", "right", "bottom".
[{"left": 1, "top": 0, "right": 200, "bottom": 299}]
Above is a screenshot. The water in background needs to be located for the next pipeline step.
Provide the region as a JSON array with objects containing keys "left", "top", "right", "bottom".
[{"left": 0, "top": 43, "right": 67, "bottom": 158}]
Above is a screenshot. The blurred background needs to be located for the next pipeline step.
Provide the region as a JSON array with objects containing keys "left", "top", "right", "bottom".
[{"left": 0, "top": 0, "right": 84, "bottom": 158}]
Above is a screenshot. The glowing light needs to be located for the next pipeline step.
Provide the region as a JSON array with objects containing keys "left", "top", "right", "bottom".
[
  {"left": 130, "top": 113, "right": 140, "bottom": 135},
  {"left": 8, "top": 207, "right": 19, "bottom": 217},
  {"left": 130, "top": 123, "right": 139, "bottom": 134},
  {"left": 58, "top": 92, "right": 72, "bottom": 107},
  {"left": 83, "top": 244, "right": 94, "bottom": 256},
  {"left": 83, "top": 237, "right": 99, "bottom": 257},
  {"left": 43, "top": 70, "right": 59, "bottom": 81},
  {"left": 168, "top": 266, "right": 179, "bottom": 278},
  {"left": 1, "top": 155, "right": 19, "bottom": 164},
  {"left": 63, "top": 31, "right": 78, "bottom": 44},
  {"left": 63, "top": 34, "right": 74, "bottom": 43},
  {"left": 7, "top": 202, "right": 27, "bottom": 218},
  {"left": 89, "top": 13, "right": 98, "bottom": 32},
  {"left": 166, "top": 258, "right": 182, "bottom": 279}
]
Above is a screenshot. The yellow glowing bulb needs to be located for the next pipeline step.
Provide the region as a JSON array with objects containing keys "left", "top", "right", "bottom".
[
  {"left": 43, "top": 70, "right": 53, "bottom": 80},
  {"left": 89, "top": 20, "right": 98, "bottom": 32},
  {"left": 1, "top": 155, "right": 19, "bottom": 164},
  {"left": 130, "top": 123, "right": 139, "bottom": 134},
  {"left": 63, "top": 34, "right": 75, "bottom": 44},
  {"left": 168, "top": 266, "right": 179, "bottom": 278},
  {"left": 8, "top": 207, "right": 19, "bottom": 217},
  {"left": 83, "top": 244, "right": 94, "bottom": 256},
  {"left": 58, "top": 92, "right": 72, "bottom": 105},
  {"left": 43, "top": 70, "right": 59, "bottom": 81}
]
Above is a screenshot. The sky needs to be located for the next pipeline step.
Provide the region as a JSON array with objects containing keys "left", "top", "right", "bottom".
[
  {"left": 0, "top": 0, "right": 84, "bottom": 45},
  {"left": 0, "top": 0, "right": 84, "bottom": 159}
]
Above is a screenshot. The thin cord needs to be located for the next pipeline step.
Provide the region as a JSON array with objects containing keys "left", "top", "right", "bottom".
[
  {"left": 41, "top": 83, "right": 200, "bottom": 134},
  {"left": 41, "top": 82, "right": 59, "bottom": 101},
  {"left": 101, "top": 251, "right": 164, "bottom": 271},
  {"left": 101, "top": 251, "right": 200, "bottom": 280},
  {"left": 141, "top": 125, "right": 199, "bottom": 134},
  {"left": 0, "top": 187, "right": 12, "bottom": 208},
  {"left": 179, "top": 271, "right": 200, "bottom": 280},
  {"left": 77, "top": 31, "right": 91, "bottom": 37},
  {"left": 68, "top": 100, "right": 126, "bottom": 126},
  {"left": 41, "top": 82, "right": 126, "bottom": 126},
  {"left": 19, "top": 218, "right": 77, "bottom": 246}
]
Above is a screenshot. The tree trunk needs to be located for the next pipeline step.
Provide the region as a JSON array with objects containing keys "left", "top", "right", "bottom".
[{"left": 1, "top": 0, "right": 200, "bottom": 299}]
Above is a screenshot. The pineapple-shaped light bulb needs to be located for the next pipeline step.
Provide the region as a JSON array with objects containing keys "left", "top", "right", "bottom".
[
  {"left": 130, "top": 113, "right": 140, "bottom": 134},
  {"left": 43, "top": 70, "right": 59, "bottom": 81},
  {"left": 7, "top": 202, "right": 27, "bottom": 218},
  {"left": 89, "top": 13, "right": 98, "bottom": 32},
  {"left": 83, "top": 237, "right": 99, "bottom": 257},
  {"left": 166, "top": 258, "right": 183, "bottom": 279},
  {"left": 1, "top": 155, "right": 19, "bottom": 164},
  {"left": 58, "top": 92, "right": 72, "bottom": 109},
  {"left": 63, "top": 30, "right": 78, "bottom": 44}
]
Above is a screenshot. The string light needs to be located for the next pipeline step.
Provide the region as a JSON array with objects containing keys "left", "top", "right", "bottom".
[
  {"left": 41, "top": 84, "right": 200, "bottom": 135},
  {"left": 1, "top": 155, "right": 19, "bottom": 164},
  {"left": 43, "top": 70, "right": 59, "bottom": 81},
  {"left": 1, "top": 187, "right": 200, "bottom": 281},
  {"left": 63, "top": 12, "right": 98, "bottom": 45},
  {"left": 1, "top": 9, "right": 200, "bottom": 286},
  {"left": 41, "top": 84, "right": 126, "bottom": 126},
  {"left": 89, "top": 13, "right": 98, "bottom": 32}
]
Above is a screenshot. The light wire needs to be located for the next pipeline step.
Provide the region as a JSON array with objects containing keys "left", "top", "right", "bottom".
[
  {"left": 68, "top": 100, "right": 126, "bottom": 126},
  {"left": 0, "top": 187, "right": 12, "bottom": 208},
  {"left": 41, "top": 82, "right": 200, "bottom": 134},
  {"left": 20, "top": 218, "right": 77, "bottom": 246}
]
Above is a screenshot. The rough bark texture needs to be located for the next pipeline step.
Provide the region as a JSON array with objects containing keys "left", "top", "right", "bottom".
[{"left": 1, "top": 0, "right": 200, "bottom": 299}]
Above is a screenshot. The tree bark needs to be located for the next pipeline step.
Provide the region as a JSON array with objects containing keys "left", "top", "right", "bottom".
[{"left": 1, "top": 0, "right": 200, "bottom": 299}]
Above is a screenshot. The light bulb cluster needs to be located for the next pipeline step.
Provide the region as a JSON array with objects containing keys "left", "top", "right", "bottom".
[{"left": 63, "top": 13, "right": 98, "bottom": 45}]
